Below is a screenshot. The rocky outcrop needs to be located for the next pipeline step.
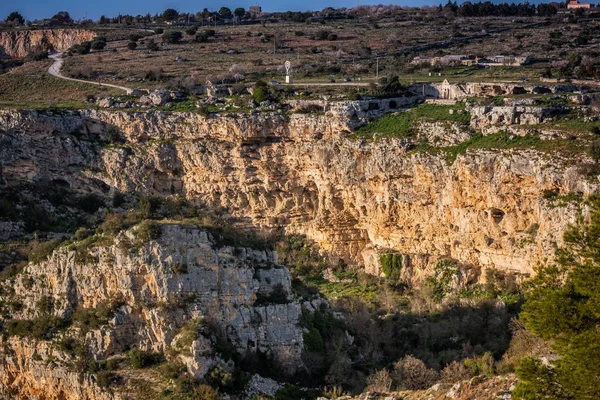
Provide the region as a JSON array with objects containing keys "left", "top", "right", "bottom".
[
  {"left": 469, "top": 105, "right": 561, "bottom": 133},
  {"left": 415, "top": 120, "right": 473, "bottom": 146},
  {"left": 0, "top": 224, "right": 304, "bottom": 399},
  {"left": 0, "top": 29, "right": 96, "bottom": 59},
  {"left": 0, "top": 338, "right": 115, "bottom": 400},
  {"left": 0, "top": 108, "right": 596, "bottom": 284}
]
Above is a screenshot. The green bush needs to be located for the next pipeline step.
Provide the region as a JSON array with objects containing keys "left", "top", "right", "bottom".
[
  {"left": 464, "top": 352, "right": 495, "bottom": 377},
  {"left": 252, "top": 86, "right": 272, "bottom": 104},
  {"left": 6, "top": 315, "right": 70, "bottom": 339},
  {"left": 185, "top": 26, "right": 198, "bottom": 36},
  {"left": 161, "top": 361, "right": 186, "bottom": 380},
  {"left": 96, "top": 370, "right": 117, "bottom": 388},
  {"left": 70, "top": 41, "right": 92, "bottom": 55},
  {"left": 99, "top": 213, "right": 125, "bottom": 236},
  {"left": 147, "top": 39, "right": 159, "bottom": 51},
  {"left": 126, "top": 348, "right": 163, "bottom": 368},
  {"left": 195, "top": 32, "right": 209, "bottom": 42},
  {"left": 206, "top": 364, "right": 233, "bottom": 390},
  {"left": 162, "top": 31, "right": 183, "bottom": 44},
  {"left": 29, "top": 239, "right": 61, "bottom": 264},
  {"left": 303, "top": 327, "right": 324, "bottom": 352},
  {"left": 424, "top": 258, "right": 459, "bottom": 302},
  {"left": 139, "top": 196, "right": 160, "bottom": 219},
  {"left": 91, "top": 40, "right": 106, "bottom": 50},
  {"left": 72, "top": 299, "right": 123, "bottom": 334},
  {"left": 380, "top": 253, "right": 403, "bottom": 280},
  {"left": 154, "top": 28, "right": 164, "bottom": 34},
  {"left": 135, "top": 220, "right": 162, "bottom": 243},
  {"left": 30, "top": 51, "right": 49, "bottom": 61},
  {"left": 127, "top": 41, "right": 137, "bottom": 50}
]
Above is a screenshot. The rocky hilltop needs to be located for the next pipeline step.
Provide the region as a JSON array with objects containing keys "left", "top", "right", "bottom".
[
  {"left": 0, "top": 29, "right": 96, "bottom": 58},
  {"left": 0, "top": 107, "right": 594, "bottom": 284}
]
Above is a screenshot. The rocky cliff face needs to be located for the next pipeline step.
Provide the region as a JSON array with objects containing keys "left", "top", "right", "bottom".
[
  {"left": 0, "top": 108, "right": 594, "bottom": 285},
  {"left": 0, "top": 29, "right": 96, "bottom": 59},
  {"left": 0, "top": 224, "right": 304, "bottom": 399}
]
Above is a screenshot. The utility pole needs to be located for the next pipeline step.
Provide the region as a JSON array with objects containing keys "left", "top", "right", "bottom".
[{"left": 376, "top": 57, "right": 379, "bottom": 79}]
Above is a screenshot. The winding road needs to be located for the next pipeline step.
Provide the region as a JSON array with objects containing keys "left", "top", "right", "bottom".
[{"left": 48, "top": 52, "right": 133, "bottom": 94}]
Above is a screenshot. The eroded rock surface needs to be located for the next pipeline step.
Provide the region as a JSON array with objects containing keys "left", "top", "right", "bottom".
[
  {"left": 0, "top": 108, "right": 594, "bottom": 283},
  {"left": 0, "top": 29, "right": 96, "bottom": 59}
]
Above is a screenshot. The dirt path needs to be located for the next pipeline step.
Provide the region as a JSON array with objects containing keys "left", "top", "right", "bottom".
[{"left": 48, "top": 52, "right": 134, "bottom": 94}]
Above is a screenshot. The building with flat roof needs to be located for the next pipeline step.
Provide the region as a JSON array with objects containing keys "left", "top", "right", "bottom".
[{"left": 567, "top": 0, "right": 591, "bottom": 9}]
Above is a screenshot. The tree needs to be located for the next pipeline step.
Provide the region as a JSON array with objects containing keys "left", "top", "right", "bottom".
[
  {"left": 52, "top": 11, "right": 73, "bottom": 24},
  {"left": 162, "top": 8, "right": 179, "bottom": 21},
  {"left": 234, "top": 8, "right": 246, "bottom": 18},
  {"left": 6, "top": 11, "right": 24, "bottom": 25},
  {"left": 515, "top": 195, "right": 600, "bottom": 400},
  {"left": 219, "top": 7, "right": 232, "bottom": 19}
]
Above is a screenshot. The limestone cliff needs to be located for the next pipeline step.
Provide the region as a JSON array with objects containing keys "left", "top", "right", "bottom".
[
  {"left": 0, "top": 224, "right": 304, "bottom": 399},
  {"left": 0, "top": 108, "right": 595, "bottom": 284},
  {"left": 0, "top": 29, "right": 96, "bottom": 59}
]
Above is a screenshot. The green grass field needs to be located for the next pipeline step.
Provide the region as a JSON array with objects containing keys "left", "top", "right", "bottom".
[{"left": 350, "top": 103, "right": 470, "bottom": 140}]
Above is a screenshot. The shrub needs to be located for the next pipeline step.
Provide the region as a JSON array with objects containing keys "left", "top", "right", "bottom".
[
  {"left": 144, "top": 68, "right": 164, "bottom": 81},
  {"left": 294, "top": 31, "right": 304, "bottom": 36},
  {"left": 314, "top": 30, "right": 331, "bottom": 40},
  {"left": 91, "top": 41, "right": 106, "bottom": 50},
  {"left": 30, "top": 51, "right": 49, "bottom": 61},
  {"left": 379, "top": 253, "right": 403, "bottom": 280},
  {"left": 78, "top": 193, "right": 104, "bottom": 213},
  {"left": 70, "top": 41, "right": 92, "bottom": 55},
  {"left": 135, "top": 220, "right": 162, "bottom": 243},
  {"left": 440, "top": 360, "right": 473, "bottom": 383},
  {"left": 126, "top": 348, "right": 163, "bottom": 368},
  {"left": 29, "top": 239, "right": 61, "bottom": 264},
  {"left": 162, "top": 31, "right": 183, "bottom": 44},
  {"left": 171, "top": 262, "right": 188, "bottom": 274},
  {"left": 424, "top": 258, "right": 460, "bottom": 302},
  {"left": 162, "top": 361, "right": 185, "bottom": 380},
  {"left": 391, "top": 355, "right": 439, "bottom": 390},
  {"left": 303, "top": 327, "right": 324, "bottom": 352},
  {"left": 74, "top": 227, "right": 91, "bottom": 240},
  {"left": 192, "top": 384, "right": 220, "bottom": 400},
  {"left": 195, "top": 32, "right": 209, "bottom": 42},
  {"left": 185, "top": 26, "right": 198, "bottom": 36},
  {"left": 0, "top": 198, "right": 17, "bottom": 219},
  {"left": 589, "top": 139, "right": 600, "bottom": 163},
  {"left": 464, "top": 352, "right": 495, "bottom": 378},
  {"left": 127, "top": 41, "right": 137, "bottom": 50},
  {"left": 129, "top": 34, "right": 142, "bottom": 42},
  {"left": 252, "top": 86, "right": 272, "bottom": 104},
  {"left": 72, "top": 301, "right": 122, "bottom": 334},
  {"left": 154, "top": 28, "right": 164, "bottom": 34},
  {"left": 96, "top": 370, "right": 117, "bottom": 388},
  {"left": 206, "top": 364, "right": 233, "bottom": 390},
  {"left": 366, "top": 368, "right": 392, "bottom": 392},
  {"left": 100, "top": 213, "right": 125, "bottom": 236},
  {"left": 139, "top": 196, "right": 160, "bottom": 219},
  {"left": 6, "top": 315, "right": 69, "bottom": 339},
  {"left": 147, "top": 39, "right": 159, "bottom": 51}
]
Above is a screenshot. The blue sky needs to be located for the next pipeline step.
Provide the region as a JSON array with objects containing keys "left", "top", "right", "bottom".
[{"left": 2, "top": 0, "right": 439, "bottom": 21}]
